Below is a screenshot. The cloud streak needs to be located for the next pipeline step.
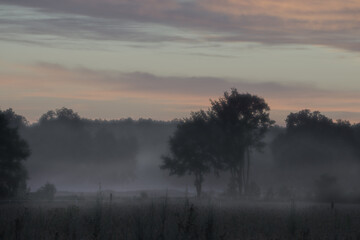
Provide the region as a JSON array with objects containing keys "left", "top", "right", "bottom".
[
  {"left": 1, "top": 0, "right": 360, "bottom": 51},
  {"left": 1, "top": 62, "right": 360, "bottom": 124}
]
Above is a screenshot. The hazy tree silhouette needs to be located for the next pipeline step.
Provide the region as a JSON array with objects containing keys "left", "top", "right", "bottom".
[
  {"left": 39, "top": 107, "right": 81, "bottom": 124},
  {"left": 35, "top": 182, "right": 57, "bottom": 200},
  {"left": 354, "top": 123, "right": 360, "bottom": 156},
  {"left": 0, "top": 110, "right": 30, "bottom": 199},
  {"left": 209, "top": 89, "right": 273, "bottom": 195},
  {"left": 273, "top": 110, "right": 358, "bottom": 166},
  {"left": 272, "top": 110, "right": 359, "bottom": 187},
  {"left": 27, "top": 107, "right": 139, "bottom": 183},
  {"left": 161, "top": 111, "right": 213, "bottom": 197}
]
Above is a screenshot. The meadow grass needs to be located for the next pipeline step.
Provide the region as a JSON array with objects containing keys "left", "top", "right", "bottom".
[{"left": 1, "top": 198, "right": 360, "bottom": 240}]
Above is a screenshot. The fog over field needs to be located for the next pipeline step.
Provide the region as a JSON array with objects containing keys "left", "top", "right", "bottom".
[{"left": 2, "top": 107, "right": 359, "bottom": 201}]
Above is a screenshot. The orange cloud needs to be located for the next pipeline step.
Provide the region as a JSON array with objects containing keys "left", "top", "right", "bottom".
[
  {"left": 203, "top": 0, "right": 360, "bottom": 26},
  {"left": 1, "top": 62, "right": 360, "bottom": 124}
]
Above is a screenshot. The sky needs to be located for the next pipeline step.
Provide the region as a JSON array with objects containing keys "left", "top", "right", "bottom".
[{"left": 1, "top": 0, "right": 360, "bottom": 124}]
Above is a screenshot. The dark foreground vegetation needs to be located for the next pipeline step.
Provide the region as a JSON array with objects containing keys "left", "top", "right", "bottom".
[{"left": 1, "top": 197, "right": 360, "bottom": 240}]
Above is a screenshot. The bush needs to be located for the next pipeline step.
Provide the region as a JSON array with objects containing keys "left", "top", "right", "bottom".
[{"left": 35, "top": 182, "right": 57, "bottom": 200}]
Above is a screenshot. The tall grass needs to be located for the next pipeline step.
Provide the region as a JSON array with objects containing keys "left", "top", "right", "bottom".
[{"left": 1, "top": 198, "right": 360, "bottom": 239}]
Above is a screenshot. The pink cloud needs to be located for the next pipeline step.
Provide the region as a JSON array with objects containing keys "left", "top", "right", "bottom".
[
  {"left": 1, "top": 0, "right": 359, "bottom": 51},
  {"left": 1, "top": 62, "right": 360, "bottom": 124}
]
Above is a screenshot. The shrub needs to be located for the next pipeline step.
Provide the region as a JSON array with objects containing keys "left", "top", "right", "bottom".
[{"left": 35, "top": 182, "right": 57, "bottom": 200}]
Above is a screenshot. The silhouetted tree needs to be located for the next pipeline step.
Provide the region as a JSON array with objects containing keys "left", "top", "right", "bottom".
[
  {"left": 286, "top": 110, "right": 333, "bottom": 131},
  {"left": 36, "top": 182, "right": 57, "bottom": 200},
  {"left": 39, "top": 107, "right": 81, "bottom": 124},
  {"left": 0, "top": 110, "right": 30, "bottom": 199},
  {"left": 161, "top": 111, "right": 213, "bottom": 197},
  {"left": 272, "top": 110, "right": 359, "bottom": 188},
  {"left": 209, "top": 89, "right": 273, "bottom": 195},
  {"left": 1, "top": 108, "right": 28, "bottom": 128}
]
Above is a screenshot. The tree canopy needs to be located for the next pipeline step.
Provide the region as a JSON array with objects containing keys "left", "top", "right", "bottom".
[
  {"left": 161, "top": 89, "right": 274, "bottom": 196},
  {"left": 161, "top": 111, "right": 213, "bottom": 197},
  {"left": 209, "top": 89, "right": 274, "bottom": 195},
  {"left": 0, "top": 110, "right": 30, "bottom": 199}
]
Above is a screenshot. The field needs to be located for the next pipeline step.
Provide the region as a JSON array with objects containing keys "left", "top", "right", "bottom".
[{"left": 1, "top": 196, "right": 360, "bottom": 240}]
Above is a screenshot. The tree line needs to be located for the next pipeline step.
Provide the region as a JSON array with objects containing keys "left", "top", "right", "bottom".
[
  {"left": 1, "top": 88, "right": 360, "bottom": 199},
  {"left": 0, "top": 107, "right": 174, "bottom": 199}
]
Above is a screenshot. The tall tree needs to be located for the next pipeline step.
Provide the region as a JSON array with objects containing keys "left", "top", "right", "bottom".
[
  {"left": 161, "top": 111, "right": 213, "bottom": 197},
  {"left": 0, "top": 110, "right": 30, "bottom": 199},
  {"left": 209, "top": 89, "right": 273, "bottom": 195}
]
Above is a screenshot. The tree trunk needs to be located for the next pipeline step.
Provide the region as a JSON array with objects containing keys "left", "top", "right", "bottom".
[
  {"left": 245, "top": 147, "right": 251, "bottom": 194},
  {"left": 194, "top": 173, "right": 203, "bottom": 198},
  {"left": 227, "top": 169, "right": 238, "bottom": 197},
  {"left": 236, "top": 150, "right": 246, "bottom": 196},
  {"left": 236, "top": 167, "right": 244, "bottom": 196}
]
